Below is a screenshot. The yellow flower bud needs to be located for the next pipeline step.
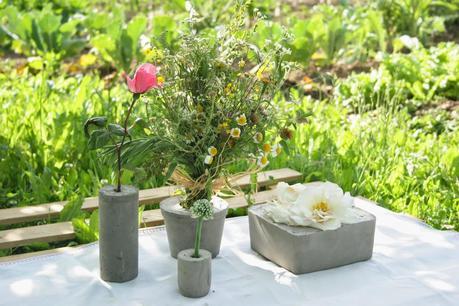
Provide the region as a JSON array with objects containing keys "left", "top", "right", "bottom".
[
  {"left": 208, "top": 146, "right": 218, "bottom": 156},
  {"left": 262, "top": 143, "right": 271, "bottom": 153}
]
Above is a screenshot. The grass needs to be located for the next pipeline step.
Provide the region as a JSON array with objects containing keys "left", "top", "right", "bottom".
[{"left": 0, "top": 66, "right": 162, "bottom": 210}]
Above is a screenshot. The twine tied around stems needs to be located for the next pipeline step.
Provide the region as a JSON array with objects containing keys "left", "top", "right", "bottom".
[{"left": 170, "top": 167, "right": 259, "bottom": 207}]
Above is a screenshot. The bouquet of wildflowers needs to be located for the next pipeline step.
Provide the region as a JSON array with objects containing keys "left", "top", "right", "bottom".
[{"left": 123, "top": 4, "right": 291, "bottom": 208}]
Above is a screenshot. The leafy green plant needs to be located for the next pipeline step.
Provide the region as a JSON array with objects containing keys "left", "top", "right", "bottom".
[
  {"left": 59, "top": 195, "right": 85, "bottom": 221},
  {"left": 376, "top": 0, "right": 447, "bottom": 44},
  {"left": 72, "top": 210, "right": 99, "bottom": 243},
  {"left": 0, "top": 4, "right": 85, "bottom": 59},
  {"left": 85, "top": 63, "right": 161, "bottom": 192},
  {"left": 86, "top": 7, "right": 147, "bottom": 72},
  {"left": 335, "top": 42, "right": 459, "bottom": 111},
  {"left": 283, "top": 17, "right": 318, "bottom": 65},
  {"left": 317, "top": 11, "right": 347, "bottom": 65},
  {"left": 0, "top": 0, "right": 89, "bottom": 13},
  {"left": 255, "top": 5, "right": 388, "bottom": 67},
  {"left": 150, "top": 15, "right": 180, "bottom": 51}
]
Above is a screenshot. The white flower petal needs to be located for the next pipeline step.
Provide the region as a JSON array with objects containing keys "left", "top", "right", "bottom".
[
  {"left": 310, "top": 218, "right": 342, "bottom": 231},
  {"left": 266, "top": 205, "right": 289, "bottom": 223},
  {"left": 268, "top": 181, "right": 355, "bottom": 231}
]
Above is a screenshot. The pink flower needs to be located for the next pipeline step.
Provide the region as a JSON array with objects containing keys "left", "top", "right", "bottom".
[{"left": 126, "top": 63, "right": 160, "bottom": 94}]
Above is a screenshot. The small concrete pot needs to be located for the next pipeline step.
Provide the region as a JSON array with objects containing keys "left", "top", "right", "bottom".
[
  {"left": 249, "top": 204, "right": 376, "bottom": 274},
  {"left": 177, "top": 249, "right": 212, "bottom": 298},
  {"left": 99, "top": 185, "right": 139, "bottom": 282},
  {"left": 160, "top": 196, "right": 228, "bottom": 258}
]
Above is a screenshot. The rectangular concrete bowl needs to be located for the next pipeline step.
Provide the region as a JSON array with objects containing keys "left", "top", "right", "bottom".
[{"left": 248, "top": 204, "right": 376, "bottom": 274}]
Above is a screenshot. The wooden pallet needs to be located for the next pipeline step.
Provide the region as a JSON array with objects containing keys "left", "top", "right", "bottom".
[{"left": 0, "top": 168, "right": 302, "bottom": 257}]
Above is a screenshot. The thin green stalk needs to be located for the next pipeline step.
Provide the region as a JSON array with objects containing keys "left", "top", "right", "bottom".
[
  {"left": 116, "top": 93, "right": 140, "bottom": 192},
  {"left": 193, "top": 217, "right": 204, "bottom": 258}
]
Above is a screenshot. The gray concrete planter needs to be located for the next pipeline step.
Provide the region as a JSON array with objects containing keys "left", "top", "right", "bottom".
[
  {"left": 99, "top": 185, "right": 139, "bottom": 282},
  {"left": 177, "top": 249, "right": 211, "bottom": 298},
  {"left": 160, "top": 197, "right": 228, "bottom": 258},
  {"left": 248, "top": 204, "right": 376, "bottom": 274}
]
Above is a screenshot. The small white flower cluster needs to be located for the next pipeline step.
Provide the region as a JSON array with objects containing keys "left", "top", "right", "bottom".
[{"left": 190, "top": 199, "right": 214, "bottom": 220}]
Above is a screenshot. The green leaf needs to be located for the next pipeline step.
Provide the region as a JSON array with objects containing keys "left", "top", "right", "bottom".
[
  {"left": 37, "top": 10, "right": 61, "bottom": 34},
  {"left": 84, "top": 12, "right": 110, "bottom": 31},
  {"left": 134, "top": 117, "right": 148, "bottom": 129},
  {"left": 152, "top": 15, "right": 177, "bottom": 49},
  {"left": 126, "top": 14, "right": 147, "bottom": 44},
  {"left": 91, "top": 34, "right": 116, "bottom": 63},
  {"left": 24, "top": 242, "right": 50, "bottom": 251},
  {"left": 119, "top": 14, "right": 147, "bottom": 71},
  {"left": 61, "top": 38, "right": 86, "bottom": 57},
  {"left": 138, "top": 206, "right": 145, "bottom": 226},
  {"left": 59, "top": 195, "right": 84, "bottom": 222},
  {"left": 164, "top": 161, "right": 178, "bottom": 182},
  {"left": 280, "top": 139, "right": 290, "bottom": 156},
  {"left": 72, "top": 217, "right": 98, "bottom": 244},
  {"left": 60, "top": 19, "right": 80, "bottom": 34},
  {"left": 30, "top": 19, "right": 45, "bottom": 53},
  {"left": 84, "top": 116, "right": 107, "bottom": 137},
  {"left": 129, "top": 118, "right": 148, "bottom": 137},
  {"left": 88, "top": 129, "right": 111, "bottom": 150},
  {"left": 108, "top": 123, "right": 126, "bottom": 137},
  {"left": 89, "top": 209, "right": 99, "bottom": 240}
]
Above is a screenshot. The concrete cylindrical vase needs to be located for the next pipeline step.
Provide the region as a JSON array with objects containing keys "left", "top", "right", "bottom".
[
  {"left": 160, "top": 196, "right": 228, "bottom": 258},
  {"left": 177, "top": 249, "right": 212, "bottom": 298},
  {"left": 99, "top": 185, "right": 139, "bottom": 282}
]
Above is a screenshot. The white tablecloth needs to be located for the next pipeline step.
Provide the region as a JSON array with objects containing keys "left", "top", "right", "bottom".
[{"left": 1, "top": 199, "right": 459, "bottom": 306}]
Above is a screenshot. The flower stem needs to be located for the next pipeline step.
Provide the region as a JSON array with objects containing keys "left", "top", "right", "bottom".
[
  {"left": 116, "top": 93, "right": 140, "bottom": 192},
  {"left": 193, "top": 217, "right": 204, "bottom": 258}
]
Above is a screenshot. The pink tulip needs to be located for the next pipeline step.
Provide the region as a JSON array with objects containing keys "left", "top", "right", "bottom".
[{"left": 126, "top": 63, "right": 160, "bottom": 94}]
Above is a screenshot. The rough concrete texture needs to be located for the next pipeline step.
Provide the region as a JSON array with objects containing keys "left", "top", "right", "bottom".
[
  {"left": 160, "top": 197, "right": 228, "bottom": 258},
  {"left": 248, "top": 204, "right": 376, "bottom": 274},
  {"left": 177, "top": 249, "right": 212, "bottom": 298},
  {"left": 99, "top": 185, "right": 139, "bottom": 282}
]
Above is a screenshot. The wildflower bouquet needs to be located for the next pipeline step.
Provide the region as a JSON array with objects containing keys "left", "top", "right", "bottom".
[{"left": 124, "top": 5, "right": 291, "bottom": 208}]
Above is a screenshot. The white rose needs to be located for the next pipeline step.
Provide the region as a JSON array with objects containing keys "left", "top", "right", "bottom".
[
  {"left": 267, "top": 182, "right": 358, "bottom": 231},
  {"left": 275, "top": 182, "right": 306, "bottom": 206}
]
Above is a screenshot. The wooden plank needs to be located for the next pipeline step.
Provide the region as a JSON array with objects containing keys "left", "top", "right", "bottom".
[
  {"left": 0, "top": 187, "right": 180, "bottom": 226},
  {"left": 0, "top": 222, "right": 74, "bottom": 249},
  {"left": 229, "top": 168, "right": 303, "bottom": 188},
  {"left": 140, "top": 189, "right": 278, "bottom": 227},
  {"left": 0, "top": 189, "right": 279, "bottom": 250},
  {"left": 0, "top": 168, "right": 302, "bottom": 225}
]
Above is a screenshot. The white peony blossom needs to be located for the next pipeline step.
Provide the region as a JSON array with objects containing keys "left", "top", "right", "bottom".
[
  {"left": 266, "top": 182, "right": 359, "bottom": 230},
  {"left": 275, "top": 182, "right": 306, "bottom": 206}
]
